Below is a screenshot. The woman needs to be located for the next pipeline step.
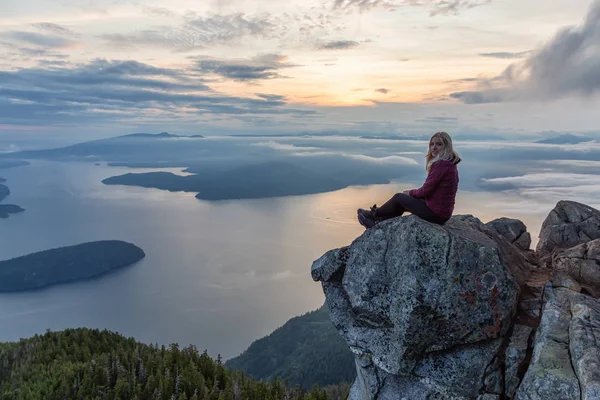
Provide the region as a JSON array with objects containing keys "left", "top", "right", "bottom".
[{"left": 357, "top": 131, "right": 461, "bottom": 228}]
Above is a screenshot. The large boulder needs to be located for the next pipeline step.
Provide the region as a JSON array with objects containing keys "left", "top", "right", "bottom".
[
  {"left": 312, "top": 215, "right": 520, "bottom": 399},
  {"left": 485, "top": 217, "right": 532, "bottom": 251},
  {"left": 553, "top": 239, "right": 600, "bottom": 298},
  {"left": 516, "top": 283, "right": 600, "bottom": 400},
  {"left": 453, "top": 215, "right": 538, "bottom": 288},
  {"left": 537, "top": 201, "right": 600, "bottom": 258}
]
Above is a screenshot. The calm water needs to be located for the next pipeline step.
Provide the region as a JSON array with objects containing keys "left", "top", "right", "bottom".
[{"left": 0, "top": 160, "right": 572, "bottom": 358}]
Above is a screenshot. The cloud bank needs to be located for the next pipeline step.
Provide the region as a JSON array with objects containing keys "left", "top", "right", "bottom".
[{"left": 451, "top": 0, "right": 600, "bottom": 103}]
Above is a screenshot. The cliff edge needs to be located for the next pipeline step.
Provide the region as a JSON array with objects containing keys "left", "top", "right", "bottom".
[{"left": 312, "top": 200, "right": 600, "bottom": 399}]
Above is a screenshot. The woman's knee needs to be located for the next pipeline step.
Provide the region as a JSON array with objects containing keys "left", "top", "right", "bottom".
[{"left": 392, "top": 192, "right": 411, "bottom": 204}]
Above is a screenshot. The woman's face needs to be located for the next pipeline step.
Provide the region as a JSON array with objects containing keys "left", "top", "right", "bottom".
[{"left": 430, "top": 136, "right": 445, "bottom": 157}]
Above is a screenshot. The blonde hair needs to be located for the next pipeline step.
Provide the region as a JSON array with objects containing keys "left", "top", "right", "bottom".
[{"left": 425, "top": 131, "right": 461, "bottom": 172}]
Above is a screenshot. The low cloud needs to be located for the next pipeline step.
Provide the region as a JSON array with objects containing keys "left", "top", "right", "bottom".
[
  {"left": 290, "top": 150, "right": 420, "bottom": 165},
  {"left": 4, "top": 31, "right": 78, "bottom": 49},
  {"left": 346, "top": 154, "right": 419, "bottom": 165},
  {"left": 332, "top": 0, "right": 397, "bottom": 12},
  {"left": 416, "top": 116, "right": 457, "bottom": 123},
  {"left": 537, "top": 160, "right": 600, "bottom": 168},
  {"left": 451, "top": 0, "right": 600, "bottom": 103},
  {"left": 481, "top": 172, "right": 600, "bottom": 188},
  {"left": 0, "top": 58, "right": 314, "bottom": 126},
  {"left": 480, "top": 172, "right": 600, "bottom": 208},
  {"left": 479, "top": 51, "right": 530, "bottom": 59},
  {"left": 319, "top": 40, "right": 359, "bottom": 50},
  {"left": 331, "top": 0, "right": 493, "bottom": 15},
  {"left": 32, "top": 23, "right": 78, "bottom": 37},
  {"left": 428, "top": 0, "right": 492, "bottom": 16},
  {"left": 101, "top": 12, "right": 336, "bottom": 52},
  {"left": 375, "top": 88, "right": 391, "bottom": 94},
  {"left": 141, "top": 6, "right": 175, "bottom": 17},
  {"left": 195, "top": 54, "right": 297, "bottom": 81},
  {"left": 251, "top": 141, "right": 321, "bottom": 151},
  {"left": 102, "top": 13, "right": 278, "bottom": 52}
]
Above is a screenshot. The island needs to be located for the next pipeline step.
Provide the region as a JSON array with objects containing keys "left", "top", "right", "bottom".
[
  {"left": 535, "top": 133, "right": 594, "bottom": 144},
  {"left": 102, "top": 160, "right": 390, "bottom": 200},
  {"left": 0, "top": 204, "right": 25, "bottom": 218},
  {"left": 0, "top": 240, "right": 145, "bottom": 292}
]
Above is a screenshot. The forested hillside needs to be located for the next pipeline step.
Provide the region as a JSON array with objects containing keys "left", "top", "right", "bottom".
[
  {"left": 0, "top": 328, "right": 350, "bottom": 400},
  {"left": 226, "top": 306, "right": 355, "bottom": 389}
]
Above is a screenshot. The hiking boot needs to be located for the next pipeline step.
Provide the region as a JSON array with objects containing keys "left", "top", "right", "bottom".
[
  {"left": 357, "top": 204, "right": 378, "bottom": 220},
  {"left": 358, "top": 213, "right": 378, "bottom": 229},
  {"left": 357, "top": 204, "right": 381, "bottom": 229}
]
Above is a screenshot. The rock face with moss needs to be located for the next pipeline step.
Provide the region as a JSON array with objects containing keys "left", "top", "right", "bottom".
[
  {"left": 0, "top": 240, "right": 145, "bottom": 292},
  {"left": 313, "top": 200, "right": 600, "bottom": 400}
]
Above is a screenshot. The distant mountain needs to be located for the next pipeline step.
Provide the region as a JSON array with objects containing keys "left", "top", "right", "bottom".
[
  {"left": 226, "top": 305, "right": 355, "bottom": 389},
  {"left": 102, "top": 160, "right": 388, "bottom": 200},
  {"left": 121, "top": 132, "right": 181, "bottom": 138},
  {"left": 0, "top": 132, "right": 205, "bottom": 162},
  {"left": 0, "top": 240, "right": 145, "bottom": 292},
  {"left": 535, "top": 133, "right": 594, "bottom": 144}
]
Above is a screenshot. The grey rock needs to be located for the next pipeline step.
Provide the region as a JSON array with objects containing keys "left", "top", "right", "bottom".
[
  {"left": 514, "top": 232, "right": 532, "bottom": 251},
  {"left": 483, "top": 355, "right": 503, "bottom": 395},
  {"left": 448, "top": 215, "right": 536, "bottom": 288},
  {"left": 505, "top": 324, "right": 533, "bottom": 398},
  {"left": 569, "top": 292, "right": 600, "bottom": 400},
  {"left": 313, "top": 215, "right": 520, "bottom": 399},
  {"left": 552, "top": 270, "right": 582, "bottom": 292},
  {"left": 414, "top": 339, "right": 503, "bottom": 398},
  {"left": 350, "top": 341, "right": 503, "bottom": 400},
  {"left": 477, "top": 395, "right": 500, "bottom": 400},
  {"left": 537, "top": 201, "right": 600, "bottom": 258},
  {"left": 515, "top": 284, "right": 581, "bottom": 400},
  {"left": 554, "top": 239, "right": 600, "bottom": 298},
  {"left": 518, "top": 298, "right": 542, "bottom": 318},
  {"left": 350, "top": 358, "right": 467, "bottom": 400},
  {"left": 486, "top": 217, "right": 531, "bottom": 250},
  {"left": 518, "top": 285, "right": 545, "bottom": 319},
  {"left": 311, "top": 247, "right": 348, "bottom": 282}
]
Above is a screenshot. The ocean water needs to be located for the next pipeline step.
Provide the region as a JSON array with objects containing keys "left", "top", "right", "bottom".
[{"left": 0, "top": 160, "right": 568, "bottom": 358}]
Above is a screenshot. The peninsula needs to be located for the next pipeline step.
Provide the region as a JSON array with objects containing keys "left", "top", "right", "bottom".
[
  {"left": 0, "top": 204, "right": 25, "bottom": 218},
  {"left": 0, "top": 240, "right": 145, "bottom": 292}
]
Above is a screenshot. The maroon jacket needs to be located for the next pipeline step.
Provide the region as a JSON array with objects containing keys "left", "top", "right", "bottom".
[{"left": 408, "top": 159, "right": 459, "bottom": 219}]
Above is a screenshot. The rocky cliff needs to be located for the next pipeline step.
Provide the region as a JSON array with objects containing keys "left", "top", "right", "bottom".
[{"left": 312, "top": 200, "right": 600, "bottom": 399}]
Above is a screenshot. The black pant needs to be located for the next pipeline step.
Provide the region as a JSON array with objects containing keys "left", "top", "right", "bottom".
[{"left": 376, "top": 193, "right": 448, "bottom": 225}]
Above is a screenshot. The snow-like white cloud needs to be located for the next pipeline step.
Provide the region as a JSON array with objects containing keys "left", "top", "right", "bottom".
[
  {"left": 345, "top": 154, "right": 418, "bottom": 165},
  {"left": 481, "top": 172, "right": 600, "bottom": 188},
  {"left": 251, "top": 141, "right": 321, "bottom": 151}
]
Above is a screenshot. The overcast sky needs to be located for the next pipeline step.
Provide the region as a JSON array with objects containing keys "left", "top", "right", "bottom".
[{"left": 1, "top": 0, "right": 599, "bottom": 140}]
